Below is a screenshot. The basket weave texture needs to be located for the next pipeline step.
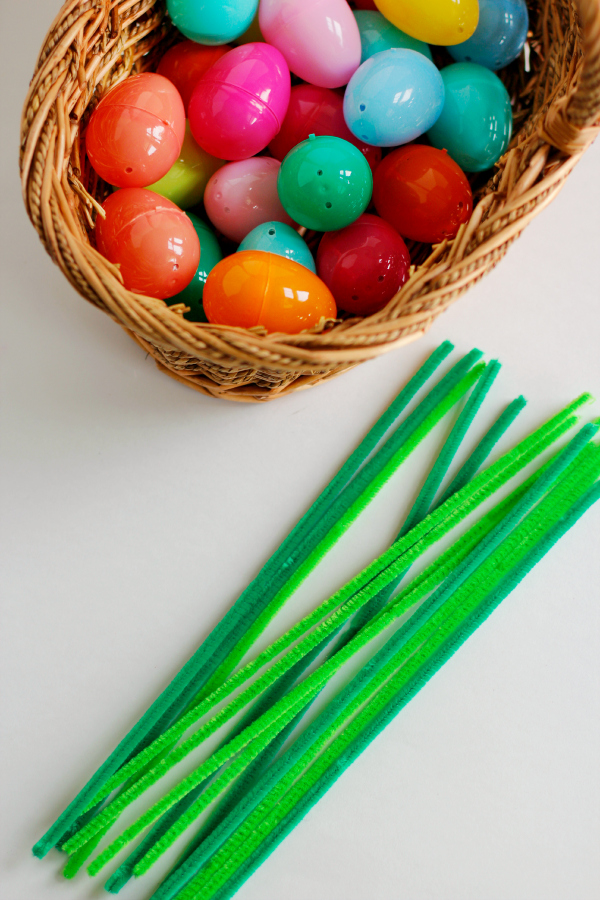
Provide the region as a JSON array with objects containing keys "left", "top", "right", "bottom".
[{"left": 20, "top": 0, "right": 600, "bottom": 402}]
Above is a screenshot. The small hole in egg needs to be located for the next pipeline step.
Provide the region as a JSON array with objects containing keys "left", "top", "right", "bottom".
[
  {"left": 352, "top": 294, "right": 359, "bottom": 301},
  {"left": 458, "top": 201, "right": 464, "bottom": 210},
  {"left": 378, "top": 275, "right": 384, "bottom": 282},
  {"left": 359, "top": 104, "right": 366, "bottom": 112},
  {"left": 317, "top": 169, "right": 323, "bottom": 176},
  {"left": 125, "top": 166, "right": 133, "bottom": 174},
  {"left": 224, "top": 206, "right": 230, "bottom": 213},
  {"left": 325, "top": 201, "right": 332, "bottom": 209},
  {"left": 268, "top": 228, "right": 276, "bottom": 236}
]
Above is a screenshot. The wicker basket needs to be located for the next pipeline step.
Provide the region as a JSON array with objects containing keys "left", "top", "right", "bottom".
[{"left": 20, "top": 1, "right": 600, "bottom": 402}]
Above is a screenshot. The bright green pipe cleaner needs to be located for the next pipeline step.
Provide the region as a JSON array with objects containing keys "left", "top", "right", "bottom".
[
  {"left": 180, "top": 449, "right": 600, "bottom": 900},
  {"left": 74, "top": 415, "right": 591, "bottom": 870}
]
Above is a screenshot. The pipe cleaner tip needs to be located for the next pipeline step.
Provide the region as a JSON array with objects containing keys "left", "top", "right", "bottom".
[{"left": 32, "top": 840, "right": 51, "bottom": 859}]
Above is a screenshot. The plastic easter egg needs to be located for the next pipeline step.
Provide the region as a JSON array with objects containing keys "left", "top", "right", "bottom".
[
  {"left": 353, "top": 0, "right": 378, "bottom": 9},
  {"left": 277, "top": 134, "right": 373, "bottom": 232},
  {"left": 259, "top": 0, "right": 361, "bottom": 89},
  {"left": 204, "top": 251, "right": 336, "bottom": 333},
  {"left": 374, "top": 0, "right": 479, "bottom": 46},
  {"left": 188, "top": 43, "right": 291, "bottom": 161},
  {"left": 427, "top": 63, "right": 513, "bottom": 172},
  {"left": 317, "top": 214, "right": 410, "bottom": 315},
  {"left": 354, "top": 11, "right": 432, "bottom": 63},
  {"left": 268, "top": 84, "right": 381, "bottom": 174},
  {"left": 448, "top": 0, "right": 529, "bottom": 70},
  {"left": 373, "top": 145, "right": 472, "bottom": 243},
  {"left": 96, "top": 189, "right": 200, "bottom": 299},
  {"left": 344, "top": 49, "right": 444, "bottom": 147},
  {"left": 204, "top": 157, "right": 295, "bottom": 243},
  {"left": 148, "top": 123, "right": 224, "bottom": 209},
  {"left": 86, "top": 74, "right": 185, "bottom": 188},
  {"left": 238, "top": 222, "right": 316, "bottom": 272},
  {"left": 166, "top": 0, "right": 258, "bottom": 45},
  {"left": 157, "top": 42, "right": 229, "bottom": 112},
  {"left": 168, "top": 214, "right": 222, "bottom": 321}
]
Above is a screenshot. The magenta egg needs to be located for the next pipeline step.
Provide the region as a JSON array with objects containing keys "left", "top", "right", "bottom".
[
  {"left": 204, "top": 157, "right": 295, "bottom": 243},
  {"left": 188, "top": 43, "right": 291, "bottom": 161},
  {"left": 259, "top": 0, "right": 362, "bottom": 89}
]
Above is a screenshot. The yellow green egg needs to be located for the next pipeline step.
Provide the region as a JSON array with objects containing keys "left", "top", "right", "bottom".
[{"left": 148, "top": 122, "right": 225, "bottom": 210}]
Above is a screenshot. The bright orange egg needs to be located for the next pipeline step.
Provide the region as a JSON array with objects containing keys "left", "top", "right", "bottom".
[{"left": 203, "top": 251, "right": 337, "bottom": 334}]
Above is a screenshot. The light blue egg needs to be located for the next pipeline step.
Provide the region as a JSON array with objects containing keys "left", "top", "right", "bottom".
[
  {"left": 353, "top": 11, "right": 432, "bottom": 64},
  {"left": 448, "top": 0, "right": 529, "bottom": 71},
  {"left": 238, "top": 222, "right": 316, "bottom": 273},
  {"left": 167, "top": 0, "right": 259, "bottom": 45},
  {"left": 343, "top": 49, "right": 445, "bottom": 148}
]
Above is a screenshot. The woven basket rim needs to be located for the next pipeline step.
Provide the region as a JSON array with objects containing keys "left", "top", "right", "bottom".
[{"left": 20, "top": 0, "right": 600, "bottom": 400}]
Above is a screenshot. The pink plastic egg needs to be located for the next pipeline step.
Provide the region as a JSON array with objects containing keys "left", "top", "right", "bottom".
[
  {"left": 204, "top": 157, "right": 295, "bottom": 243},
  {"left": 269, "top": 84, "right": 381, "bottom": 174},
  {"left": 259, "top": 0, "right": 361, "bottom": 89},
  {"left": 95, "top": 189, "right": 200, "bottom": 300},
  {"left": 86, "top": 73, "right": 186, "bottom": 188},
  {"left": 188, "top": 43, "right": 291, "bottom": 161}
]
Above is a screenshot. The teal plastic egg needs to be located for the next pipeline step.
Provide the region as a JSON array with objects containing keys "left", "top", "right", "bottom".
[
  {"left": 238, "top": 222, "right": 316, "bottom": 272},
  {"left": 168, "top": 213, "right": 222, "bottom": 321},
  {"left": 277, "top": 134, "right": 373, "bottom": 232},
  {"left": 448, "top": 0, "right": 529, "bottom": 71},
  {"left": 166, "top": 0, "right": 259, "bottom": 45},
  {"left": 353, "top": 11, "right": 432, "bottom": 63},
  {"left": 427, "top": 63, "right": 513, "bottom": 172}
]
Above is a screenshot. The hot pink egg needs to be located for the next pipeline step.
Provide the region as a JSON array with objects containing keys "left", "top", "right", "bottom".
[
  {"left": 188, "top": 43, "right": 291, "bottom": 161},
  {"left": 259, "top": 0, "right": 361, "bottom": 88}
]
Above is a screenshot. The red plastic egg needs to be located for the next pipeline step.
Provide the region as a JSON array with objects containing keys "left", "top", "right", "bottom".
[
  {"left": 86, "top": 73, "right": 186, "bottom": 188},
  {"left": 269, "top": 84, "right": 381, "bottom": 174},
  {"left": 317, "top": 213, "right": 410, "bottom": 315},
  {"left": 157, "top": 41, "right": 229, "bottom": 113},
  {"left": 352, "top": 1, "right": 378, "bottom": 9},
  {"left": 204, "top": 251, "right": 337, "bottom": 334},
  {"left": 96, "top": 189, "right": 200, "bottom": 300},
  {"left": 373, "top": 145, "right": 473, "bottom": 244}
]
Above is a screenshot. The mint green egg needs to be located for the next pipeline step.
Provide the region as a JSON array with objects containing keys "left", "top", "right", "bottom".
[
  {"left": 427, "top": 63, "right": 513, "bottom": 172},
  {"left": 278, "top": 134, "right": 373, "bottom": 233},
  {"left": 238, "top": 222, "right": 316, "bottom": 272},
  {"left": 354, "top": 10, "right": 433, "bottom": 64},
  {"left": 169, "top": 213, "right": 222, "bottom": 322}
]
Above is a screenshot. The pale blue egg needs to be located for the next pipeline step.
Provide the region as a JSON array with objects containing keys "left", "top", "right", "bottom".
[
  {"left": 238, "top": 222, "right": 316, "bottom": 273},
  {"left": 353, "top": 11, "right": 432, "bottom": 64},
  {"left": 343, "top": 49, "right": 445, "bottom": 148},
  {"left": 448, "top": 0, "right": 529, "bottom": 71}
]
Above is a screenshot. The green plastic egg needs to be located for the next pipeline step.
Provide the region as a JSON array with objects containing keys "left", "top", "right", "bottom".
[
  {"left": 427, "top": 63, "right": 513, "bottom": 173},
  {"left": 168, "top": 213, "right": 222, "bottom": 321},
  {"left": 148, "top": 122, "right": 224, "bottom": 209},
  {"left": 277, "top": 134, "right": 373, "bottom": 232}
]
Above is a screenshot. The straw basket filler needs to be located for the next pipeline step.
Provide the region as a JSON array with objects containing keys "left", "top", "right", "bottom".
[{"left": 20, "top": 1, "right": 600, "bottom": 402}]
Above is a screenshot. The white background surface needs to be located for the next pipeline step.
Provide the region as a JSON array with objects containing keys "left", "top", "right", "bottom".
[{"left": 1, "top": 3, "right": 599, "bottom": 899}]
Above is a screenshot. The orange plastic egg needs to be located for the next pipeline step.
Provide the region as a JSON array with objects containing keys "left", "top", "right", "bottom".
[
  {"left": 86, "top": 73, "right": 186, "bottom": 188},
  {"left": 96, "top": 188, "right": 200, "bottom": 300},
  {"left": 203, "top": 251, "right": 337, "bottom": 334}
]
